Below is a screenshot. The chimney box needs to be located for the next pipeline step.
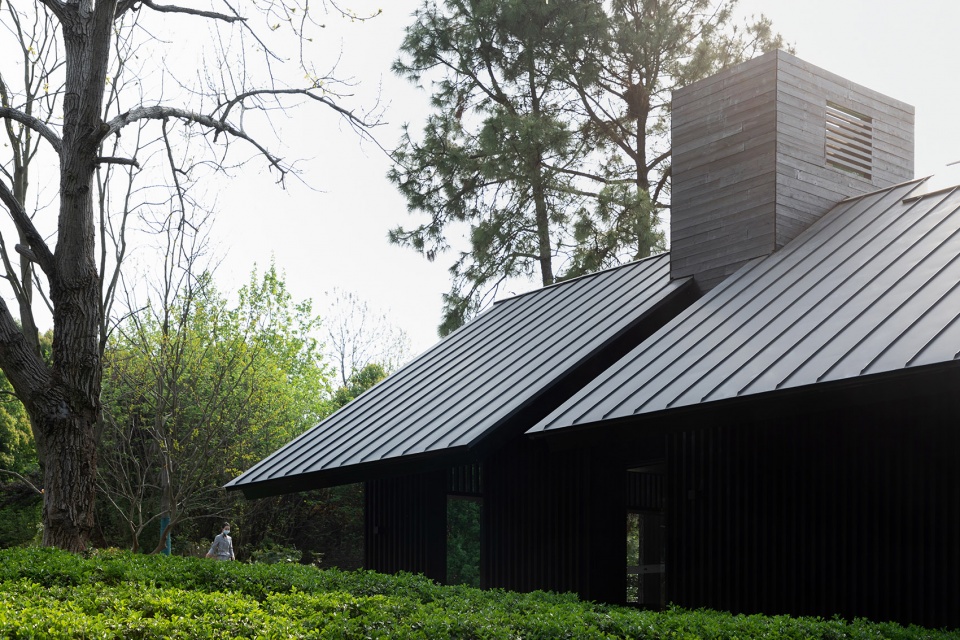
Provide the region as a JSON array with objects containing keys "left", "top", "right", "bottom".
[{"left": 670, "top": 50, "right": 914, "bottom": 291}]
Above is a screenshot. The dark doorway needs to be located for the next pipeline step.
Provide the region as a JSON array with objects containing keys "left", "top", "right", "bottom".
[
  {"left": 626, "top": 465, "right": 665, "bottom": 607},
  {"left": 446, "top": 496, "right": 481, "bottom": 586}
]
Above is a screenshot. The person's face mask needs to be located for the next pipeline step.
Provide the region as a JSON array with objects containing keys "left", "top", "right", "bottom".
[{"left": 224, "top": 529, "right": 230, "bottom": 534}]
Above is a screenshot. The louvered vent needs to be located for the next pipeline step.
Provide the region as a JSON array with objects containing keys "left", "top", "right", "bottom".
[{"left": 825, "top": 101, "right": 873, "bottom": 180}]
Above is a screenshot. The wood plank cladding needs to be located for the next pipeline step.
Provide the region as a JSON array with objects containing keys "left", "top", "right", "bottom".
[
  {"left": 447, "top": 462, "right": 483, "bottom": 497},
  {"left": 665, "top": 396, "right": 960, "bottom": 630},
  {"left": 364, "top": 470, "right": 446, "bottom": 582},
  {"left": 671, "top": 50, "right": 914, "bottom": 292},
  {"left": 482, "top": 437, "right": 625, "bottom": 603}
]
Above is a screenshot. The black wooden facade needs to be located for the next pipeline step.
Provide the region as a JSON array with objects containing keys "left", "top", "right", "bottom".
[
  {"left": 364, "top": 427, "right": 631, "bottom": 604},
  {"left": 666, "top": 403, "right": 960, "bottom": 627},
  {"left": 663, "top": 365, "right": 960, "bottom": 629},
  {"left": 365, "top": 364, "right": 960, "bottom": 629}
]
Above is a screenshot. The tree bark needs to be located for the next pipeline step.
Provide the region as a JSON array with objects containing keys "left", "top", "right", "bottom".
[
  {"left": 37, "top": 411, "right": 99, "bottom": 549},
  {"left": 23, "top": 0, "right": 118, "bottom": 551},
  {"left": 527, "top": 50, "right": 554, "bottom": 287}
]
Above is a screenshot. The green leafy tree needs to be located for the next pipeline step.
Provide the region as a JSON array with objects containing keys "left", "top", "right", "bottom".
[
  {"left": 390, "top": 0, "right": 610, "bottom": 335},
  {"left": 241, "top": 361, "right": 387, "bottom": 569},
  {"left": 446, "top": 497, "right": 481, "bottom": 586},
  {"left": 0, "top": 331, "right": 52, "bottom": 548},
  {"left": 330, "top": 362, "right": 388, "bottom": 411},
  {"left": 0, "top": 370, "right": 40, "bottom": 549},
  {"left": 98, "top": 264, "right": 331, "bottom": 553},
  {"left": 0, "top": 379, "right": 34, "bottom": 479},
  {"left": 389, "top": 0, "right": 787, "bottom": 334}
]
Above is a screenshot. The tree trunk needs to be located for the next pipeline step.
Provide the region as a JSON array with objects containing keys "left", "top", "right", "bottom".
[
  {"left": 527, "top": 51, "right": 554, "bottom": 287},
  {"left": 37, "top": 411, "right": 98, "bottom": 549},
  {"left": 26, "top": 1, "right": 117, "bottom": 552},
  {"left": 533, "top": 181, "right": 553, "bottom": 286}
]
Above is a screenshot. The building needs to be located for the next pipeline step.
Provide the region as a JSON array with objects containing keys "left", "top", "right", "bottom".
[{"left": 227, "top": 51, "right": 960, "bottom": 629}]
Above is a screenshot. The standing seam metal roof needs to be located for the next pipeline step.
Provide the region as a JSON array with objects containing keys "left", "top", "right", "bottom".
[
  {"left": 532, "top": 177, "right": 960, "bottom": 433},
  {"left": 227, "top": 253, "right": 691, "bottom": 491}
]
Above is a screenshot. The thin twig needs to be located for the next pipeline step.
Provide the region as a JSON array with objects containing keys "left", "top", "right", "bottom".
[{"left": 0, "top": 469, "right": 42, "bottom": 495}]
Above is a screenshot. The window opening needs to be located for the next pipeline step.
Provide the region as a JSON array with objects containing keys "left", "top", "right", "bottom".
[
  {"left": 446, "top": 496, "right": 481, "bottom": 587},
  {"left": 626, "top": 511, "right": 665, "bottom": 607},
  {"left": 825, "top": 101, "right": 873, "bottom": 181},
  {"left": 626, "top": 465, "right": 666, "bottom": 607}
]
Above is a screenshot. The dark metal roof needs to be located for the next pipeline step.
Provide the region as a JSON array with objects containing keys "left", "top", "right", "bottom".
[
  {"left": 227, "top": 253, "right": 694, "bottom": 496},
  {"left": 533, "top": 177, "right": 960, "bottom": 433}
]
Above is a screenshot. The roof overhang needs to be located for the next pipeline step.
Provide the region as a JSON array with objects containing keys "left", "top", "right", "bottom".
[
  {"left": 229, "top": 446, "right": 476, "bottom": 499},
  {"left": 534, "top": 359, "right": 960, "bottom": 456},
  {"left": 226, "top": 265, "right": 700, "bottom": 498}
]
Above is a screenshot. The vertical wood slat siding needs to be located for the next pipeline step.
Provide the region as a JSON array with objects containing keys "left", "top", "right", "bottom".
[
  {"left": 448, "top": 462, "right": 483, "bottom": 496},
  {"left": 364, "top": 470, "right": 446, "bottom": 582},
  {"left": 665, "top": 398, "right": 960, "bottom": 630},
  {"left": 626, "top": 471, "right": 664, "bottom": 511},
  {"left": 482, "top": 438, "right": 626, "bottom": 603},
  {"left": 671, "top": 50, "right": 914, "bottom": 292}
]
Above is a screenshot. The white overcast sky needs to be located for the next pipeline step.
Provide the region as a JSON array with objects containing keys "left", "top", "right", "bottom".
[{"left": 199, "top": 0, "right": 960, "bottom": 357}]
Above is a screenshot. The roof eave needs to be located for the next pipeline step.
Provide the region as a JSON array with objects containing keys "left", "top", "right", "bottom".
[
  {"left": 228, "top": 274, "right": 701, "bottom": 497},
  {"left": 534, "top": 359, "right": 960, "bottom": 453}
]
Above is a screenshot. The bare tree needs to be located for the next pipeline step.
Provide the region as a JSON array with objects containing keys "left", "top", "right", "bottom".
[
  {"left": 0, "top": 0, "right": 380, "bottom": 551},
  {"left": 324, "top": 288, "right": 411, "bottom": 387}
]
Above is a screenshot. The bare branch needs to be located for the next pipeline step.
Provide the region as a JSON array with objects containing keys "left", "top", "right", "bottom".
[
  {"left": 0, "top": 469, "right": 42, "bottom": 495},
  {"left": 0, "top": 181, "right": 55, "bottom": 277},
  {"left": 35, "top": 0, "right": 67, "bottom": 22},
  {"left": 102, "top": 106, "right": 287, "bottom": 177},
  {"left": 15, "top": 244, "right": 38, "bottom": 263},
  {"left": 117, "top": 0, "right": 246, "bottom": 23},
  {"left": 0, "top": 107, "right": 62, "bottom": 154},
  {"left": 97, "top": 156, "right": 140, "bottom": 167},
  {"left": 217, "top": 87, "right": 380, "bottom": 134},
  {"left": 160, "top": 118, "right": 188, "bottom": 225}
]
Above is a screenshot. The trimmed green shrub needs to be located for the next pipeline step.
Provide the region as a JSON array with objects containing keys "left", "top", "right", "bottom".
[{"left": 0, "top": 548, "right": 954, "bottom": 639}]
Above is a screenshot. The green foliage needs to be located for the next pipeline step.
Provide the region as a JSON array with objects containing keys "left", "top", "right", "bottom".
[
  {"left": 248, "top": 542, "right": 304, "bottom": 565},
  {"left": 98, "top": 263, "right": 333, "bottom": 552},
  {"left": 0, "top": 331, "right": 48, "bottom": 479},
  {"left": 0, "top": 548, "right": 953, "bottom": 639},
  {"left": 390, "top": 0, "right": 789, "bottom": 334},
  {"left": 391, "top": 0, "right": 609, "bottom": 334},
  {"left": 330, "top": 362, "right": 388, "bottom": 411},
  {"left": 0, "top": 390, "right": 33, "bottom": 477},
  {"left": 0, "top": 502, "right": 41, "bottom": 549},
  {"left": 446, "top": 498, "right": 480, "bottom": 587}
]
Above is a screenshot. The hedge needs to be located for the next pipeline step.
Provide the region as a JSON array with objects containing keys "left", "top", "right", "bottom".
[{"left": 0, "top": 548, "right": 953, "bottom": 639}]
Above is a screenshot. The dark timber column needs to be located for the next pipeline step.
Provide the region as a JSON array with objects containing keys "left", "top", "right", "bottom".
[
  {"left": 584, "top": 448, "right": 627, "bottom": 603},
  {"left": 483, "top": 438, "right": 626, "bottom": 603},
  {"left": 364, "top": 469, "right": 446, "bottom": 581}
]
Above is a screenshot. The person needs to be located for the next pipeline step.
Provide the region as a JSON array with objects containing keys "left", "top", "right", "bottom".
[{"left": 205, "top": 522, "right": 235, "bottom": 561}]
